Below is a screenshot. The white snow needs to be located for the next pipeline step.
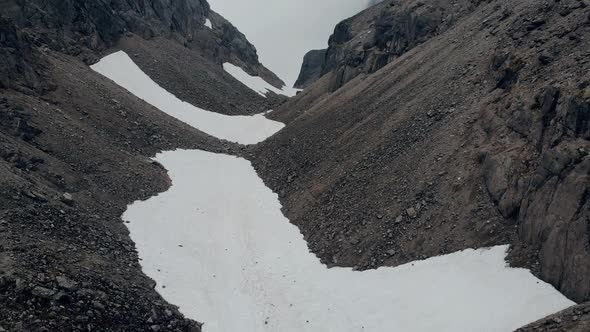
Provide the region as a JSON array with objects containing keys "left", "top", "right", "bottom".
[
  {"left": 223, "top": 62, "right": 300, "bottom": 97},
  {"left": 93, "top": 51, "right": 574, "bottom": 332},
  {"left": 123, "top": 150, "right": 574, "bottom": 332},
  {"left": 90, "top": 51, "right": 284, "bottom": 145},
  {"left": 205, "top": 18, "right": 213, "bottom": 29}
]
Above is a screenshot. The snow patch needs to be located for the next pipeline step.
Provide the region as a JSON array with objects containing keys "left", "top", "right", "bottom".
[
  {"left": 92, "top": 51, "right": 574, "bottom": 332},
  {"left": 205, "top": 18, "right": 213, "bottom": 29},
  {"left": 91, "top": 51, "right": 283, "bottom": 145},
  {"left": 223, "top": 62, "right": 300, "bottom": 97},
  {"left": 123, "top": 149, "right": 574, "bottom": 332}
]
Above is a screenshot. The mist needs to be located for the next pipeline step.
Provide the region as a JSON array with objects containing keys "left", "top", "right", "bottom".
[{"left": 207, "top": 0, "right": 375, "bottom": 87}]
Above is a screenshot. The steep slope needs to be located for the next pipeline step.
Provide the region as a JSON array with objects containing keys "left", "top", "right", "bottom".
[
  {"left": 0, "top": 0, "right": 287, "bottom": 330},
  {"left": 253, "top": 0, "right": 590, "bottom": 310}
]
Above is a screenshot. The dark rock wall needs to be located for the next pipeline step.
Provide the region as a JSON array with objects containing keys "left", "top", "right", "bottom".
[
  {"left": 4, "top": 0, "right": 209, "bottom": 50},
  {"left": 295, "top": 0, "right": 482, "bottom": 91},
  {"left": 0, "top": 16, "right": 46, "bottom": 92},
  {"left": 478, "top": 0, "right": 590, "bottom": 302},
  {"left": 0, "top": 0, "right": 284, "bottom": 91},
  {"left": 294, "top": 49, "right": 326, "bottom": 89}
]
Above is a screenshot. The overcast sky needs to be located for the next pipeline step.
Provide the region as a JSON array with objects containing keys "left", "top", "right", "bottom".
[{"left": 208, "top": 0, "right": 372, "bottom": 87}]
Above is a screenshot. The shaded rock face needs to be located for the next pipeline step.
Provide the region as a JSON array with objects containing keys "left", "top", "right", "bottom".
[
  {"left": 294, "top": 49, "right": 327, "bottom": 89},
  {"left": 296, "top": 0, "right": 481, "bottom": 91},
  {"left": 3, "top": 0, "right": 209, "bottom": 52},
  {"left": 0, "top": 0, "right": 284, "bottom": 90},
  {"left": 0, "top": 16, "right": 45, "bottom": 92}
]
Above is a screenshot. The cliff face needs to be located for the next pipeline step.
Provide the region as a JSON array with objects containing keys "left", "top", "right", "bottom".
[
  {"left": 293, "top": 49, "right": 326, "bottom": 89},
  {"left": 0, "top": 16, "right": 46, "bottom": 92},
  {"left": 254, "top": 0, "right": 590, "bottom": 311},
  {"left": 2, "top": 0, "right": 209, "bottom": 52},
  {"left": 0, "top": 0, "right": 283, "bottom": 90},
  {"left": 295, "top": 0, "right": 482, "bottom": 91}
]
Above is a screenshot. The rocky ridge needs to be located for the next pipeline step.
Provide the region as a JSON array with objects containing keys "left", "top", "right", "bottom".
[
  {"left": 0, "top": 0, "right": 284, "bottom": 92},
  {"left": 254, "top": 0, "right": 590, "bottom": 318},
  {"left": 295, "top": 0, "right": 485, "bottom": 90}
]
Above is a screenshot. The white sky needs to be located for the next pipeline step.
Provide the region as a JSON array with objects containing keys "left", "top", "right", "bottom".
[{"left": 207, "top": 0, "right": 372, "bottom": 87}]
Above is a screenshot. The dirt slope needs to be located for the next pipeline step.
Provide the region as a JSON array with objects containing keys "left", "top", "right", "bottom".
[{"left": 253, "top": 0, "right": 590, "bottom": 309}]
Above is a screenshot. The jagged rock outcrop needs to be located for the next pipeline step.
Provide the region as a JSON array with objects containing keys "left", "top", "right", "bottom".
[
  {"left": 294, "top": 49, "right": 326, "bottom": 89},
  {"left": 2, "top": 0, "right": 210, "bottom": 54},
  {"left": 296, "top": 0, "right": 483, "bottom": 91},
  {"left": 0, "top": 16, "right": 45, "bottom": 92},
  {"left": 194, "top": 10, "right": 284, "bottom": 88},
  {"left": 0, "top": 0, "right": 283, "bottom": 90}
]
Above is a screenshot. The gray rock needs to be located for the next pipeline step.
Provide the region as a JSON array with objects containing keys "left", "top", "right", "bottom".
[
  {"left": 2, "top": 0, "right": 284, "bottom": 93},
  {"left": 296, "top": 0, "right": 470, "bottom": 91},
  {"left": 406, "top": 207, "right": 417, "bottom": 218},
  {"left": 61, "top": 193, "right": 74, "bottom": 206},
  {"left": 31, "top": 286, "right": 56, "bottom": 299},
  {"left": 92, "top": 301, "right": 105, "bottom": 310},
  {"left": 294, "top": 49, "right": 327, "bottom": 89},
  {"left": 56, "top": 276, "right": 78, "bottom": 290}
]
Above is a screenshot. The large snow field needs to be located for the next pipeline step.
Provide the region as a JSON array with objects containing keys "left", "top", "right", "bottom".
[
  {"left": 222, "top": 63, "right": 300, "bottom": 97},
  {"left": 123, "top": 149, "right": 574, "bottom": 332},
  {"left": 91, "top": 52, "right": 575, "bottom": 331},
  {"left": 91, "top": 52, "right": 284, "bottom": 145}
]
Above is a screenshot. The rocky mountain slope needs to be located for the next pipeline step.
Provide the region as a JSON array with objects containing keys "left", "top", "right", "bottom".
[
  {"left": 295, "top": 0, "right": 496, "bottom": 90},
  {"left": 1, "top": 0, "right": 588, "bottom": 330},
  {"left": 0, "top": 0, "right": 284, "bottom": 330},
  {"left": 0, "top": 0, "right": 284, "bottom": 90},
  {"left": 253, "top": 0, "right": 590, "bottom": 323}
]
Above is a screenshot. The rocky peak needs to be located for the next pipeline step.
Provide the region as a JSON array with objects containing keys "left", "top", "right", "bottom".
[
  {"left": 294, "top": 49, "right": 327, "bottom": 89},
  {"left": 295, "top": 0, "right": 483, "bottom": 91}
]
